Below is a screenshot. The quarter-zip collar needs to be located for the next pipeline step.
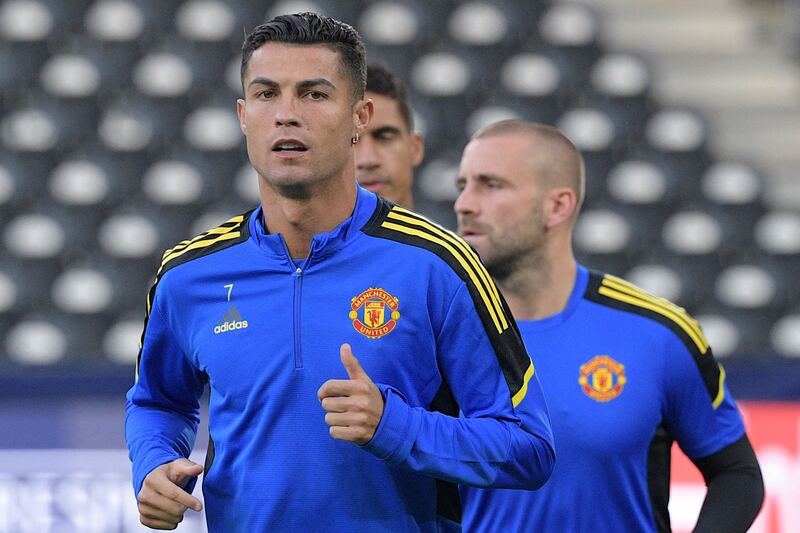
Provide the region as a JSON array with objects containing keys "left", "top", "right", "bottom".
[{"left": 248, "top": 185, "right": 378, "bottom": 261}]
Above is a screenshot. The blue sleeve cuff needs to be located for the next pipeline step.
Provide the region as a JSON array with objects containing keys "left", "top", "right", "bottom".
[{"left": 361, "top": 384, "right": 416, "bottom": 464}]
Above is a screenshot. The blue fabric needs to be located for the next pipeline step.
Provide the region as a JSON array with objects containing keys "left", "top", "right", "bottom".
[
  {"left": 126, "top": 186, "right": 554, "bottom": 533},
  {"left": 460, "top": 264, "right": 746, "bottom": 533}
]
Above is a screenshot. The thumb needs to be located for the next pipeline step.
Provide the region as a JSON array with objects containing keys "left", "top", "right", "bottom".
[
  {"left": 169, "top": 458, "right": 204, "bottom": 485},
  {"left": 341, "top": 343, "right": 369, "bottom": 381}
]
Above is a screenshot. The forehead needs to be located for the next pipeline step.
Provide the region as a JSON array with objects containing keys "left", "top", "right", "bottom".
[
  {"left": 365, "top": 92, "right": 405, "bottom": 129},
  {"left": 460, "top": 135, "right": 533, "bottom": 178},
  {"left": 244, "top": 42, "right": 345, "bottom": 86}
]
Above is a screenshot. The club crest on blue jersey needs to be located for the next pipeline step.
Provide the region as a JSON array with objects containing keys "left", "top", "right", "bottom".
[
  {"left": 578, "top": 355, "right": 626, "bottom": 402},
  {"left": 349, "top": 288, "right": 400, "bottom": 339}
]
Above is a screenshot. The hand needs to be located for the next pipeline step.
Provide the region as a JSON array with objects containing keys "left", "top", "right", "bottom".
[
  {"left": 137, "top": 458, "right": 203, "bottom": 530},
  {"left": 317, "top": 343, "right": 385, "bottom": 444}
]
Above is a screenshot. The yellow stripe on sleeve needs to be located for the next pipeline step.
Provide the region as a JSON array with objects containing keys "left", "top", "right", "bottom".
[
  {"left": 712, "top": 364, "right": 726, "bottom": 409},
  {"left": 512, "top": 361, "right": 535, "bottom": 407}
]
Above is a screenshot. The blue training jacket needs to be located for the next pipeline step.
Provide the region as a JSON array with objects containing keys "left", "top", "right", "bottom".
[
  {"left": 126, "top": 187, "right": 555, "bottom": 532},
  {"left": 460, "top": 264, "right": 745, "bottom": 532}
]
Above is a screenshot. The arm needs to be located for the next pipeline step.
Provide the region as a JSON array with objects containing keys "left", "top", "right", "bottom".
[
  {"left": 125, "top": 289, "right": 207, "bottom": 497},
  {"left": 361, "top": 283, "right": 554, "bottom": 489},
  {"left": 692, "top": 434, "right": 764, "bottom": 533},
  {"left": 661, "top": 329, "right": 763, "bottom": 533}
]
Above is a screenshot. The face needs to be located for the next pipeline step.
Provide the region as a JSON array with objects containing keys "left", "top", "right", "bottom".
[
  {"left": 455, "top": 135, "right": 547, "bottom": 275},
  {"left": 355, "top": 92, "right": 423, "bottom": 207},
  {"left": 237, "top": 43, "right": 370, "bottom": 197}
]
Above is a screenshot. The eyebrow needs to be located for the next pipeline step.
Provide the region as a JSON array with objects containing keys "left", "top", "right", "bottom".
[
  {"left": 247, "top": 77, "right": 336, "bottom": 92},
  {"left": 370, "top": 126, "right": 402, "bottom": 136}
]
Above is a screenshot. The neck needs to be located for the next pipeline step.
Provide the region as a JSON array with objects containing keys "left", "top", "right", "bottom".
[
  {"left": 496, "top": 240, "right": 577, "bottom": 321},
  {"left": 259, "top": 176, "right": 357, "bottom": 259}
]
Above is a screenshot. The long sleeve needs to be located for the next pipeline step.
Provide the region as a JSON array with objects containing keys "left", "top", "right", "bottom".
[
  {"left": 362, "top": 283, "right": 555, "bottom": 489},
  {"left": 692, "top": 435, "right": 764, "bottom": 533},
  {"left": 125, "top": 288, "right": 207, "bottom": 496}
]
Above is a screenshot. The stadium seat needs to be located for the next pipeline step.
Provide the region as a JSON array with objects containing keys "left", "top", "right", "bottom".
[
  {"left": 574, "top": 207, "right": 637, "bottom": 276},
  {"left": 103, "top": 313, "right": 145, "bottom": 365},
  {"left": 624, "top": 263, "right": 685, "bottom": 304},
  {"left": 714, "top": 263, "right": 780, "bottom": 311},
  {"left": 585, "top": 52, "right": 654, "bottom": 143},
  {"left": 499, "top": 51, "right": 566, "bottom": 124},
  {"left": 693, "top": 311, "right": 744, "bottom": 358},
  {"left": 643, "top": 109, "right": 713, "bottom": 189},
  {"left": 51, "top": 266, "right": 116, "bottom": 316},
  {"left": 771, "top": 312, "right": 800, "bottom": 358},
  {"left": 537, "top": 2, "right": 603, "bottom": 96},
  {"left": 4, "top": 317, "right": 68, "bottom": 365},
  {"left": 556, "top": 106, "right": 620, "bottom": 182}
]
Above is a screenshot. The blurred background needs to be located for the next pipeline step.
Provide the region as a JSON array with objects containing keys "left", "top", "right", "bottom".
[{"left": 0, "top": 0, "right": 798, "bottom": 531}]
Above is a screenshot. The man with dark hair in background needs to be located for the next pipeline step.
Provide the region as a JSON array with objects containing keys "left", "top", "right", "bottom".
[
  {"left": 355, "top": 61, "right": 424, "bottom": 208},
  {"left": 454, "top": 119, "right": 764, "bottom": 533},
  {"left": 125, "top": 13, "right": 554, "bottom": 532}
]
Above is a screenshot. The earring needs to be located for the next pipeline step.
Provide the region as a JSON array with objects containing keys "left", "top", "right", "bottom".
[{"left": 351, "top": 133, "right": 359, "bottom": 145}]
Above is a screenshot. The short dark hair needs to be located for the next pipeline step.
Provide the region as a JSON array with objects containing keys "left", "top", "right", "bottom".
[
  {"left": 366, "top": 61, "right": 414, "bottom": 130},
  {"left": 241, "top": 12, "right": 367, "bottom": 101}
]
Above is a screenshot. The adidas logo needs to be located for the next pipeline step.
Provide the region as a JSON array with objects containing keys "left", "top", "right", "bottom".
[{"left": 214, "top": 306, "right": 249, "bottom": 334}]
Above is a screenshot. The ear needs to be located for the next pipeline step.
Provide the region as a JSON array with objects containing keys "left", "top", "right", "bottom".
[
  {"left": 354, "top": 98, "right": 373, "bottom": 136},
  {"left": 409, "top": 132, "right": 425, "bottom": 167},
  {"left": 545, "top": 187, "right": 577, "bottom": 229},
  {"left": 236, "top": 98, "right": 247, "bottom": 135}
]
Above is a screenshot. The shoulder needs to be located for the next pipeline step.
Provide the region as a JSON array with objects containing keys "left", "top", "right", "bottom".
[
  {"left": 360, "top": 199, "right": 513, "bottom": 337},
  {"left": 360, "top": 199, "right": 483, "bottom": 281},
  {"left": 157, "top": 210, "right": 254, "bottom": 281},
  {"left": 149, "top": 210, "right": 254, "bottom": 305},
  {"left": 582, "top": 270, "right": 710, "bottom": 358}
]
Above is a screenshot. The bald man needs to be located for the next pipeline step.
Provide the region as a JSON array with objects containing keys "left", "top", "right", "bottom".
[{"left": 454, "top": 120, "right": 763, "bottom": 533}]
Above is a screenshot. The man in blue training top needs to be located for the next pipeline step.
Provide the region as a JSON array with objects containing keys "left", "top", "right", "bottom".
[
  {"left": 454, "top": 119, "right": 763, "bottom": 532},
  {"left": 125, "top": 13, "right": 554, "bottom": 532}
]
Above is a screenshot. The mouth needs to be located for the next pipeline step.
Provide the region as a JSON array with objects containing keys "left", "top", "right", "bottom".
[
  {"left": 271, "top": 138, "right": 308, "bottom": 154},
  {"left": 459, "top": 227, "right": 482, "bottom": 238},
  {"left": 359, "top": 180, "right": 387, "bottom": 192}
]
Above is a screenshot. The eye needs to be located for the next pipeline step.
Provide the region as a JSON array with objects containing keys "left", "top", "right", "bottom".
[
  {"left": 257, "top": 89, "right": 275, "bottom": 100},
  {"left": 455, "top": 179, "right": 466, "bottom": 191},
  {"left": 375, "top": 129, "right": 399, "bottom": 142},
  {"left": 307, "top": 91, "right": 327, "bottom": 100}
]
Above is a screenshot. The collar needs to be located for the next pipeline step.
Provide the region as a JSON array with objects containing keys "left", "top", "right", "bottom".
[
  {"left": 248, "top": 185, "right": 378, "bottom": 262},
  {"left": 517, "top": 263, "right": 589, "bottom": 332}
]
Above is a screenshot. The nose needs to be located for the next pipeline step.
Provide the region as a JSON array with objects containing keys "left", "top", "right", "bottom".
[
  {"left": 274, "top": 96, "right": 300, "bottom": 127},
  {"left": 355, "top": 135, "right": 380, "bottom": 171},
  {"left": 454, "top": 181, "right": 478, "bottom": 217}
]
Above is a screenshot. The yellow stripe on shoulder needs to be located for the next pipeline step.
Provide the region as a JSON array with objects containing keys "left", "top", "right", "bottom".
[
  {"left": 162, "top": 215, "right": 245, "bottom": 259},
  {"left": 512, "top": 360, "right": 535, "bottom": 407},
  {"left": 157, "top": 215, "right": 245, "bottom": 274},
  {"left": 381, "top": 219, "right": 506, "bottom": 334},
  {"left": 389, "top": 207, "right": 508, "bottom": 329},
  {"left": 599, "top": 275, "right": 709, "bottom": 354}
]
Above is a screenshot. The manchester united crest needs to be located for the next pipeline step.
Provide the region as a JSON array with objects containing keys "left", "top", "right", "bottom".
[
  {"left": 349, "top": 288, "right": 400, "bottom": 339},
  {"left": 579, "top": 355, "right": 626, "bottom": 402}
]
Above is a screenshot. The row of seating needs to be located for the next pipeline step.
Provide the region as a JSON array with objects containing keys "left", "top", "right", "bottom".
[{"left": 1, "top": 0, "right": 797, "bottom": 367}]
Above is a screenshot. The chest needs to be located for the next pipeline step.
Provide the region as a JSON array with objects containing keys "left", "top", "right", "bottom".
[
  {"left": 528, "top": 325, "right": 666, "bottom": 456},
  {"left": 179, "top": 265, "right": 442, "bottom": 407}
]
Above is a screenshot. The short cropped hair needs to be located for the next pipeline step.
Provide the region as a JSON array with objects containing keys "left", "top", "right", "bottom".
[
  {"left": 241, "top": 12, "right": 367, "bottom": 102},
  {"left": 473, "top": 120, "right": 586, "bottom": 217},
  {"left": 366, "top": 62, "right": 414, "bottom": 130}
]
